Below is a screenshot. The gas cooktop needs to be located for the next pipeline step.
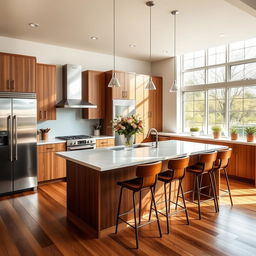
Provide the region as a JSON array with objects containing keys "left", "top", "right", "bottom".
[{"left": 56, "top": 135, "right": 93, "bottom": 140}]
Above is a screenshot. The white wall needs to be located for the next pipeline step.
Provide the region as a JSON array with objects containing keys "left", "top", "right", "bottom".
[
  {"left": 0, "top": 36, "right": 151, "bottom": 137},
  {"left": 151, "top": 58, "right": 180, "bottom": 133}
]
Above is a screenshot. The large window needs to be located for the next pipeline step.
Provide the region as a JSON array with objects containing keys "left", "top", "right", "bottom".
[{"left": 181, "top": 37, "right": 256, "bottom": 136}]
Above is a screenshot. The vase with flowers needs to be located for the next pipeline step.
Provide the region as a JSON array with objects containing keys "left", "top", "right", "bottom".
[{"left": 113, "top": 115, "right": 143, "bottom": 148}]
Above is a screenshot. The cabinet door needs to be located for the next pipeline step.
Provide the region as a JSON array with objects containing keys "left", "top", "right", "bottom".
[
  {"left": 36, "top": 64, "right": 45, "bottom": 120},
  {"left": 37, "top": 152, "right": 52, "bottom": 182},
  {"left": 0, "top": 53, "right": 11, "bottom": 91},
  {"left": 52, "top": 153, "right": 66, "bottom": 179},
  {"left": 112, "top": 71, "right": 126, "bottom": 99},
  {"left": 149, "top": 76, "right": 163, "bottom": 131},
  {"left": 82, "top": 71, "right": 105, "bottom": 119},
  {"left": 10, "top": 55, "right": 36, "bottom": 92},
  {"left": 44, "top": 65, "right": 56, "bottom": 120},
  {"left": 125, "top": 72, "right": 135, "bottom": 99}
]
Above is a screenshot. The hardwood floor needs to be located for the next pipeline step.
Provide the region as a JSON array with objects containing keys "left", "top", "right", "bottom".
[{"left": 0, "top": 178, "right": 256, "bottom": 256}]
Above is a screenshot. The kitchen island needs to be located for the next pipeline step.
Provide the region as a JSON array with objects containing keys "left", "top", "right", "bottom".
[{"left": 57, "top": 140, "right": 227, "bottom": 237}]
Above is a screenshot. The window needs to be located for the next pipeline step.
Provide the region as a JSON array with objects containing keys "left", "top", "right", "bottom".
[
  {"left": 229, "top": 38, "right": 256, "bottom": 62},
  {"left": 229, "top": 86, "right": 256, "bottom": 136},
  {"left": 181, "top": 37, "right": 256, "bottom": 136},
  {"left": 183, "top": 91, "right": 205, "bottom": 132},
  {"left": 208, "top": 89, "right": 226, "bottom": 132}
]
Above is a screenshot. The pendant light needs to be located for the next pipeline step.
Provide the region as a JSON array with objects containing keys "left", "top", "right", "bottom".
[
  {"left": 169, "top": 10, "right": 179, "bottom": 92},
  {"left": 145, "top": 1, "right": 156, "bottom": 90},
  {"left": 108, "top": 0, "right": 120, "bottom": 88}
]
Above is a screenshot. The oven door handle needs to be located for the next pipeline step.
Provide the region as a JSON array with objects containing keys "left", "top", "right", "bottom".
[{"left": 68, "top": 145, "right": 95, "bottom": 151}]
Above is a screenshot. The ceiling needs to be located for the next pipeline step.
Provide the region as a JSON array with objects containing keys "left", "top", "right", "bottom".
[{"left": 0, "top": 0, "right": 256, "bottom": 61}]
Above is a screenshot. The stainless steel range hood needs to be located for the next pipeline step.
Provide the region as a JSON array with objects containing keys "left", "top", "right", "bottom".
[{"left": 56, "top": 64, "right": 97, "bottom": 108}]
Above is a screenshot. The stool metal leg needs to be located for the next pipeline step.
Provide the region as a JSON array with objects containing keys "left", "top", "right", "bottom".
[
  {"left": 192, "top": 175, "right": 196, "bottom": 202},
  {"left": 132, "top": 191, "right": 139, "bottom": 249},
  {"left": 168, "top": 182, "right": 172, "bottom": 213},
  {"left": 224, "top": 168, "right": 233, "bottom": 206},
  {"left": 148, "top": 186, "right": 154, "bottom": 222},
  {"left": 150, "top": 187, "right": 162, "bottom": 238},
  {"left": 139, "top": 190, "right": 142, "bottom": 224},
  {"left": 115, "top": 186, "right": 123, "bottom": 234},
  {"left": 175, "top": 180, "right": 181, "bottom": 210},
  {"left": 209, "top": 172, "right": 219, "bottom": 213},
  {"left": 180, "top": 182, "right": 190, "bottom": 225},
  {"left": 164, "top": 182, "right": 170, "bottom": 234},
  {"left": 212, "top": 171, "right": 220, "bottom": 211},
  {"left": 196, "top": 175, "right": 201, "bottom": 220}
]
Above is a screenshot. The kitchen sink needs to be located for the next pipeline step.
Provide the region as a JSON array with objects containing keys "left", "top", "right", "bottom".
[{"left": 109, "top": 144, "right": 152, "bottom": 151}]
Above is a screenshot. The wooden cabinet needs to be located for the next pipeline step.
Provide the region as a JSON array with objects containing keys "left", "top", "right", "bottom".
[
  {"left": 0, "top": 52, "right": 36, "bottom": 92},
  {"left": 82, "top": 70, "right": 105, "bottom": 119},
  {"left": 36, "top": 63, "right": 56, "bottom": 121},
  {"left": 96, "top": 138, "right": 115, "bottom": 148},
  {"left": 105, "top": 71, "right": 136, "bottom": 100},
  {"left": 37, "top": 143, "right": 66, "bottom": 182},
  {"left": 135, "top": 75, "right": 163, "bottom": 143}
]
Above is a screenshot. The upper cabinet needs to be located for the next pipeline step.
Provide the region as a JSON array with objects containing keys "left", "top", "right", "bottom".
[
  {"left": 36, "top": 63, "right": 56, "bottom": 121},
  {"left": 105, "top": 71, "right": 136, "bottom": 100},
  {"left": 82, "top": 70, "right": 105, "bottom": 119},
  {"left": 0, "top": 52, "right": 36, "bottom": 93},
  {"left": 135, "top": 74, "right": 162, "bottom": 143}
]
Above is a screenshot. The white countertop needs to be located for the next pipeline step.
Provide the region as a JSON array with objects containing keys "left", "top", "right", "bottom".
[
  {"left": 92, "top": 135, "right": 115, "bottom": 140},
  {"left": 159, "top": 132, "right": 256, "bottom": 146},
  {"left": 56, "top": 140, "right": 227, "bottom": 172},
  {"left": 37, "top": 138, "right": 66, "bottom": 146}
]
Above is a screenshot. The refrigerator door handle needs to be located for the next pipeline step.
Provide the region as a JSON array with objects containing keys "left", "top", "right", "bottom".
[
  {"left": 13, "top": 115, "right": 18, "bottom": 161},
  {"left": 8, "top": 115, "right": 13, "bottom": 162}
]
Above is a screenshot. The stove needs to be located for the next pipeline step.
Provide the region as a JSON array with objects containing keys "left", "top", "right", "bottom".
[{"left": 56, "top": 135, "right": 96, "bottom": 151}]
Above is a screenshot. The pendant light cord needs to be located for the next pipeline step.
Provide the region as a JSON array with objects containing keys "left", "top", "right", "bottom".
[
  {"left": 173, "top": 12, "right": 176, "bottom": 77},
  {"left": 113, "top": 0, "right": 116, "bottom": 74}
]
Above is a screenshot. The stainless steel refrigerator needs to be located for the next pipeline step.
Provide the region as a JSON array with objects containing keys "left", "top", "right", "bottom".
[{"left": 0, "top": 92, "right": 37, "bottom": 195}]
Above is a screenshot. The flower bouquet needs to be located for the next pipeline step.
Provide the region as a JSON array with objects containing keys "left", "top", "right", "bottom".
[{"left": 113, "top": 115, "right": 143, "bottom": 148}]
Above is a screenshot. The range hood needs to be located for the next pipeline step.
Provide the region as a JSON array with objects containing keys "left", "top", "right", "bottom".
[{"left": 56, "top": 64, "right": 97, "bottom": 108}]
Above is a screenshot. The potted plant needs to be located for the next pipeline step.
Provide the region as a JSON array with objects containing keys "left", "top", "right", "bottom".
[
  {"left": 212, "top": 126, "right": 221, "bottom": 139},
  {"left": 245, "top": 127, "right": 256, "bottom": 142},
  {"left": 230, "top": 127, "right": 238, "bottom": 141},
  {"left": 113, "top": 115, "right": 143, "bottom": 148},
  {"left": 190, "top": 127, "right": 200, "bottom": 136}
]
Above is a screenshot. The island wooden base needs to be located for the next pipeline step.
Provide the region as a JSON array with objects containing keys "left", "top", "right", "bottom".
[{"left": 66, "top": 158, "right": 220, "bottom": 238}]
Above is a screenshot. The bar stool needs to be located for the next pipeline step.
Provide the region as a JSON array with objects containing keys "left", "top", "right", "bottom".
[
  {"left": 186, "top": 151, "right": 218, "bottom": 220},
  {"left": 115, "top": 161, "right": 162, "bottom": 249},
  {"left": 149, "top": 156, "right": 190, "bottom": 234},
  {"left": 213, "top": 148, "right": 233, "bottom": 206}
]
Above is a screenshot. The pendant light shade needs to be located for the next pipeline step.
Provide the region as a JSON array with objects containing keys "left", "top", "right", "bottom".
[
  {"left": 145, "top": 1, "right": 156, "bottom": 90},
  {"left": 108, "top": 0, "right": 120, "bottom": 88},
  {"left": 169, "top": 10, "right": 179, "bottom": 93},
  {"left": 108, "top": 72, "right": 121, "bottom": 88}
]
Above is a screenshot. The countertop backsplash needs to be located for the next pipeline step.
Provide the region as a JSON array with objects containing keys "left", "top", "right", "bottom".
[{"left": 37, "top": 108, "right": 99, "bottom": 137}]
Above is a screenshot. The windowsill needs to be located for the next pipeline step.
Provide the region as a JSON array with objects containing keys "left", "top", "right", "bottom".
[{"left": 158, "top": 132, "right": 256, "bottom": 146}]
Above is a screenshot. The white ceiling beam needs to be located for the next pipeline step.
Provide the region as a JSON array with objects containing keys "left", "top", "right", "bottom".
[{"left": 224, "top": 0, "right": 256, "bottom": 17}]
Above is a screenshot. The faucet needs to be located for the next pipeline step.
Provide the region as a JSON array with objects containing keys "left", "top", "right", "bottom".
[{"left": 146, "top": 128, "right": 159, "bottom": 148}]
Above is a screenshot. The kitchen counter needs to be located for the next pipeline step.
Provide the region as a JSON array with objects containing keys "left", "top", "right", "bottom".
[
  {"left": 57, "top": 140, "right": 227, "bottom": 171},
  {"left": 92, "top": 135, "right": 115, "bottom": 140},
  {"left": 37, "top": 138, "right": 66, "bottom": 146},
  {"left": 58, "top": 140, "right": 227, "bottom": 238},
  {"left": 158, "top": 132, "right": 256, "bottom": 146}
]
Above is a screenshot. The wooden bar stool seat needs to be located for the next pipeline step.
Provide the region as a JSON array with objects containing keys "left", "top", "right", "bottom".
[
  {"left": 149, "top": 156, "right": 190, "bottom": 234},
  {"left": 185, "top": 151, "right": 218, "bottom": 220},
  {"left": 213, "top": 148, "right": 233, "bottom": 206},
  {"left": 115, "top": 161, "right": 162, "bottom": 249}
]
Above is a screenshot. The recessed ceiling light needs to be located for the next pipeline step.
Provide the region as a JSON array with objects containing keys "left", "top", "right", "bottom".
[
  {"left": 90, "top": 36, "right": 99, "bottom": 40},
  {"left": 129, "top": 44, "right": 136, "bottom": 48},
  {"left": 219, "top": 33, "right": 226, "bottom": 38},
  {"left": 28, "top": 23, "right": 40, "bottom": 28}
]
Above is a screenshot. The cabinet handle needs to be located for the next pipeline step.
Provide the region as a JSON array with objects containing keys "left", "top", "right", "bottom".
[
  {"left": 11, "top": 80, "right": 15, "bottom": 90},
  {"left": 46, "top": 147, "right": 54, "bottom": 150},
  {"left": 7, "top": 80, "right": 10, "bottom": 90},
  {"left": 100, "top": 141, "right": 107, "bottom": 144},
  {"left": 125, "top": 91, "right": 128, "bottom": 98},
  {"left": 39, "top": 111, "right": 43, "bottom": 120},
  {"left": 44, "top": 111, "right": 47, "bottom": 119}
]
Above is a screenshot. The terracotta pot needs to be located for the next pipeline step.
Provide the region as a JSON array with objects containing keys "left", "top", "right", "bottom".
[
  {"left": 41, "top": 132, "right": 49, "bottom": 141},
  {"left": 231, "top": 133, "right": 238, "bottom": 141},
  {"left": 213, "top": 131, "right": 221, "bottom": 139},
  {"left": 247, "top": 134, "right": 254, "bottom": 142}
]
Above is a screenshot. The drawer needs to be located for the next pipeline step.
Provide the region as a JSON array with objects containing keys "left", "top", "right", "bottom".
[
  {"left": 38, "top": 143, "right": 66, "bottom": 153},
  {"left": 96, "top": 138, "right": 115, "bottom": 148}
]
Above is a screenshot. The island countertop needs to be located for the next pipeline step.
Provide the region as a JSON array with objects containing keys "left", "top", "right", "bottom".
[{"left": 56, "top": 140, "right": 227, "bottom": 171}]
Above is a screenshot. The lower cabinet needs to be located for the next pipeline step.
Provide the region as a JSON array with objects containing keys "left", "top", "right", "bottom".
[
  {"left": 37, "top": 143, "right": 66, "bottom": 182},
  {"left": 96, "top": 138, "right": 115, "bottom": 148}
]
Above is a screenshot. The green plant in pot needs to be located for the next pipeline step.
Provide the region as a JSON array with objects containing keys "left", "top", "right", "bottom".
[
  {"left": 212, "top": 126, "right": 221, "bottom": 139},
  {"left": 230, "top": 127, "right": 238, "bottom": 141},
  {"left": 190, "top": 127, "right": 200, "bottom": 136},
  {"left": 245, "top": 127, "right": 256, "bottom": 142}
]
